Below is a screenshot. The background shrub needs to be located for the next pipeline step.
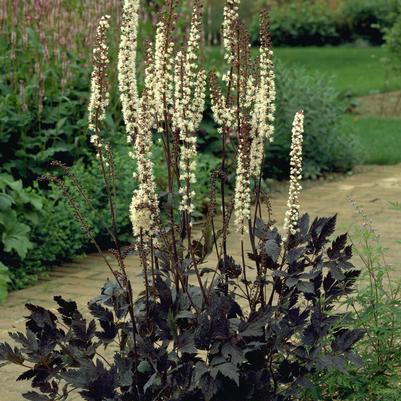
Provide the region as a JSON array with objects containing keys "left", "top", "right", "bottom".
[
  {"left": 249, "top": 0, "right": 400, "bottom": 47},
  {"left": 4, "top": 147, "right": 133, "bottom": 290},
  {"left": 0, "top": 59, "right": 92, "bottom": 182},
  {"left": 265, "top": 64, "right": 360, "bottom": 179},
  {"left": 339, "top": 0, "right": 399, "bottom": 45},
  {"left": 384, "top": 6, "right": 401, "bottom": 70},
  {"left": 250, "top": 1, "right": 340, "bottom": 47}
]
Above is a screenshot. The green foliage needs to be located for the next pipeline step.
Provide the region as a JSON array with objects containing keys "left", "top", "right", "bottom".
[
  {"left": 0, "top": 174, "right": 43, "bottom": 301},
  {"left": 384, "top": 4, "right": 401, "bottom": 70},
  {"left": 304, "top": 221, "right": 401, "bottom": 401},
  {"left": 249, "top": 0, "right": 399, "bottom": 47},
  {"left": 339, "top": 0, "right": 399, "bottom": 45},
  {"left": 0, "top": 262, "right": 11, "bottom": 303},
  {"left": 0, "top": 54, "right": 93, "bottom": 182},
  {"left": 6, "top": 147, "right": 132, "bottom": 289}
]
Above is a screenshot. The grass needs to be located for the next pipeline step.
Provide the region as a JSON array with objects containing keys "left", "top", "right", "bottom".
[
  {"left": 344, "top": 115, "right": 401, "bottom": 164},
  {"left": 275, "top": 46, "right": 401, "bottom": 96}
]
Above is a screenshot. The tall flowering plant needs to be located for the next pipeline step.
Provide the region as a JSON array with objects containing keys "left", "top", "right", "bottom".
[{"left": 0, "top": 1, "right": 364, "bottom": 400}]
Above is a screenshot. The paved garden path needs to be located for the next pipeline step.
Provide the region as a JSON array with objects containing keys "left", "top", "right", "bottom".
[{"left": 1, "top": 164, "right": 401, "bottom": 400}]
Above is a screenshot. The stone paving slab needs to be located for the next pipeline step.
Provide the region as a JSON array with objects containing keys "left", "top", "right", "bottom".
[{"left": 1, "top": 164, "right": 401, "bottom": 400}]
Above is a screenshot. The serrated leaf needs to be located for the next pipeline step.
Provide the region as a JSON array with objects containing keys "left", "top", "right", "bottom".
[
  {"left": 193, "top": 361, "right": 208, "bottom": 384},
  {"left": 330, "top": 265, "right": 345, "bottom": 281},
  {"left": 254, "top": 217, "right": 269, "bottom": 239},
  {"left": 199, "top": 373, "right": 218, "bottom": 400},
  {"left": 17, "top": 369, "right": 36, "bottom": 381},
  {"left": 211, "top": 362, "right": 239, "bottom": 386},
  {"left": 54, "top": 296, "right": 78, "bottom": 325},
  {"left": 221, "top": 343, "right": 246, "bottom": 366},
  {"left": 298, "top": 213, "right": 310, "bottom": 236},
  {"left": 0, "top": 342, "right": 25, "bottom": 365},
  {"left": 331, "top": 329, "right": 365, "bottom": 352},
  {"left": 286, "top": 277, "right": 298, "bottom": 288},
  {"left": 286, "top": 247, "right": 306, "bottom": 264},
  {"left": 23, "top": 391, "right": 51, "bottom": 401}
]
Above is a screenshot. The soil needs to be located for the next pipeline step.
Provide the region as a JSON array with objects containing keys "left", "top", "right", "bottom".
[{"left": 354, "top": 90, "right": 401, "bottom": 118}]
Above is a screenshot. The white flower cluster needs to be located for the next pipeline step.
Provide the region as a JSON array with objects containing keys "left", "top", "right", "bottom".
[
  {"left": 250, "top": 45, "right": 276, "bottom": 177},
  {"left": 153, "top": 20, "right": 175, "bottom": 124},
  {"left": 129, "top": 86, "right": 160, "bottom": 237},
  {"left": 222, "top": 0, "right": 240, "bottom": 63},
  {"left": 283, "top": 110, "right": 304, "bottom": 240},
  {"left": 117, "top": 1, "right": 160, "bottom": 237},
  {"left": 119, "top": 1, "right": 206, "bottom": 234},
  {"left": 88, "top": 15, "right": 111, "bottom": 155},
  {"left": 130, "top": 187, "right": 154, "bottom": 236},
  {"left": 118, "top": 0, "right": 139, "bottom": 145},
  {"left": 212, "top": 1, "right": 277, "bottom": 235},
  {"left": 210, "top": 81, "right": 236, "bottom": 132},
  {"left": 234, "top": 139, "right": 251, "bottom": 234},
  {"left": 173, "top": 5, "right": 206, "bottom": 215}
]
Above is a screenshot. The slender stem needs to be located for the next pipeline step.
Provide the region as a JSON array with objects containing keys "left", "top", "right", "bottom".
[
  {"left": 241, "top": 238, "right": 252, "bottom": 310},
  {"left": 248, "top": 218, "right": 264, "bottom": 307},
  {"left": 140, "top": 228, "right": 150, "bottom": 321},
  {"left": 221, "top": 128, "right": 227, "bottom": 258}
]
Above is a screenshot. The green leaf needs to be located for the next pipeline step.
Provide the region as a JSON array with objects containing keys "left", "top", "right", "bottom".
[
  {"left": 22, "top": 210, "right": 41, "bottom": 225},
  {"left": 0, "top": 262, "right": 10, "bottom": 303},
  {"left": 2, "top": 218, "right": 33, "bottom": 259},
  {"left": 7, "top": 178, "right": 23, "bottom": 193},
  {"left": 0, "top": 193, "right": 14, "bottom": 210},
  {"left": 0, "top": 173, "right": 15, "bottom": 189},
  {"left": 23, "top": 192, "right": 43, "bottom": 210}
]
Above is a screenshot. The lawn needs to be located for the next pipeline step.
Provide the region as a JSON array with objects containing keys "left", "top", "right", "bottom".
[
  {"left": 275, "top": 46, "right": 401, "bottom": 96},
  {"left": 344, "top": 115, "right": 401, "bottom": 164}
]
